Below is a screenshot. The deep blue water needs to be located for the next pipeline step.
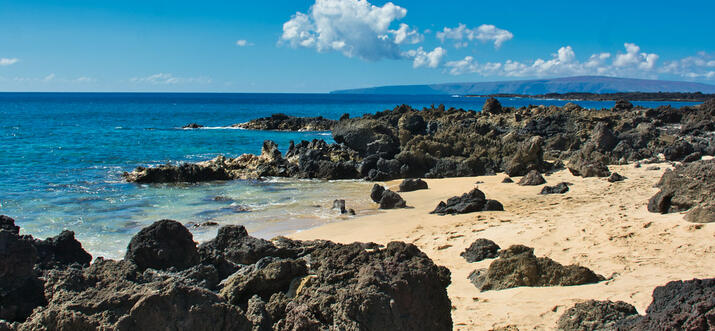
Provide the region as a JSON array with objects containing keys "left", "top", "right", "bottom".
[{"left": 0, "top": 93, "right": 700, "bottom": 258}]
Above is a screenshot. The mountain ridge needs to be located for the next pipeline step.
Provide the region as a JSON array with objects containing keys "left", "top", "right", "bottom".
[{"left": 331, "top": 76, "right": 715, "bottom": 95}]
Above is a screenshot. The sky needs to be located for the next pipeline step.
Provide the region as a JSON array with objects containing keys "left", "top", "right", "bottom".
[{"left": 0, "top": 0, "right": 714, "bottom": 92}]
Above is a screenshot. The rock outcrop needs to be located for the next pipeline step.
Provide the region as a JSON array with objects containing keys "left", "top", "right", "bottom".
[
  {"left": 567, "top": 143, "right": 611, "bottom": 177},
  {"left": 431, "top": 188, "right": 503, "bottom": 215},
  {"left": 469, "top": 245, "right": 604, "bottom": 291},
  {"left": 1, "top": 218, "right": 454, "bottom": 330},
  {"left": 647, "top": 159, "right": 714, "bottom": 223},
  {"left": 234, "top": 113, "right": 336, "bottom": 131},
  {"left": 461, "top": 239, "right": 500, "bottom": 263},
  {"left": 398, "top": 178, "right": 428, "bottom": 192}
]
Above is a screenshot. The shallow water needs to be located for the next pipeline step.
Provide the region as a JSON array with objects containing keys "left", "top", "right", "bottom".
[{"left": 0, "top": 93, "right": 700, "bottom": 258}]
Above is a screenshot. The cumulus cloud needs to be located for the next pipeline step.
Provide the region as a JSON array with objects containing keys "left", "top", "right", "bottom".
[
  {"left": 236, "top": 40, "right": 253, "bottom": 47},
  {"left": 660, "top": 51, "right": 715, "bottom": 80},
  {"left": 403, "top": 47, "right": 446, "bottom": 68},
  {"left": 0, "top": 58, "right": 19, "bottom": 66},
  {"left": 444, "top": 43, "right": 667, "bottom": 79},
  {"left": 130, "top": 73, "right": 212, "bottom": 85},
  {"left": 280, "top": 0, "right": 412, "bottom": 61},
  {"left": 437, "top": 23, "right": 513, "bottom": 48}
]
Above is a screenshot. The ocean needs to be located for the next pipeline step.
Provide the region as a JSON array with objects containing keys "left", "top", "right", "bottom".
[{"left": 0, "top": 93, "right": 699, "bottom": 258}]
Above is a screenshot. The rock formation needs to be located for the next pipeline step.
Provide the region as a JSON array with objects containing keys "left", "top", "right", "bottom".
[
  {"left": 461, "top": 239, "right": 501, "bottom": 263},
  {"left": 647, "top": 159, "right": 714, "bottom": 223},
  {"left": 431, "top": 188, "right": 503, "bottom": 215}
]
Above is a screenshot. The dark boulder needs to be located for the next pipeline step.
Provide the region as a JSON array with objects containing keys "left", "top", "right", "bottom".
[
  {"left": 663, "top": 139, "right": 695, "bottom": 162},
  {"left": 125, "top": 219, "right": 200, "bottom": 271},
  {"left": 182, "top": 123, "right": 204, "bottom": 129},
  {"left": 682, "top": 152, "right": 702, "bottom": 163},
  {"left": 540, "top": 182, "right": 570, "bottom": 194},
  {"left": 608, "top": 172, "right": 627, "bottom": 182},
  {"left": 568, "top": 143, "right": 612, "bottom": 177},
  {"left": 235, "top": 113, "right": 336, "bottom": 131},
  {"left": 123, "top": 163, "right": 232, "bottom": 184},
  {"left": 332, "top": 118, "right": 398, "bottom": 155},
  {"left": 502, "top": 177, "right": 514, "bottom": 183},
  {"left": 0, "top": 230, "right": 46, "bottom": 323},
  {"left": 0, "top": 215, "right": 20, "bottom": 234},
  {"left": 431, "top": 188, "right": 503, "bottom": 215},
  {"left": 613, "top": 99, "right": 634, "bottom": 111},
  {"left": 505, "top": 136, "right": 549, "bottom": 177},
  {"left": 469, "top": 245, "right": 604, "bottom": 291},
  {"left": 370, "top": 184, "right": 385, "bottom": 203},
  {"left": 647, "top": 159, "right": 714, "bottom": 222},
  {"left": 379, "top": 190, "right": 407, "bottom": 209},
  {"left": 482, "top": 97, "right": 503, "bottom": 115},
  {"left": 33, "top": 230, "right": 92, "bottom": 269},
  {"left": 398, "top": 113, "right": 427, "bottom": 135},
  {"left": 556, "top": 300, "right": 639, "bottom": 331},
  {"left": 398, "top": 178, "right": 428, "bottom": 192},
  {"left": 622, "top": 278, "right": 715, "bottom": 330},
  {"left": 460, "top": 239, "right": 500, "bottom": 263},
  {"left": 518, "top": 170, "right": 546, "bottom": 186},
  {"left": 590, "top": 122, "right": 618, "bottom": 152}
]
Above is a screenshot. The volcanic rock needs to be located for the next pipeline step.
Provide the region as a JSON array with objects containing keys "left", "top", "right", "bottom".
[
  {"left": 482, "top": 97, "right": 503, "bottom": 115},
  {"left": 234, "top": 113, "right": 336, "bottom": 131},
  {"left": 540, "top": 182, "right": 570, "bottom": 194},
  {"left": 431, "top": 188, "right": 503, "bottom": 215},
  {"left": 505, "top": 136, "right": 549, "bottom": 177},
  {"left": 568, "top": 143, "right": 612, "bottom": 177},
  {"left": 608, "top": 172, "right": 627, "bottom": 182},
  {"left": 518, "top": 170, "right": 546, "bottom": 186},
  {"left": 468, "top": 245, "right": 604, "bottom": 291},
  {"left": 556, "top": 300, "right": 639, "bottom": 331},
  {"left": 460, "top": 239, "right": 500, "bottom": 263},
  {"left": 182, "top": 123, "right": 204, "bottom": 129},
  {"left": 125, "top": 219, "right": 200, "bottom": 271},
  {"left": 398, "top": 178, "right": 428, "bottom": 192},
  {"left": 379, "top": 190, "right": 407, "bottom": 209},
  {"left": 647, "top": 159, "right": 714, "bottom": 222}
]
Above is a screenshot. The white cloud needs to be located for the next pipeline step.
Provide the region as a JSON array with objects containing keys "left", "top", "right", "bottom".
[
  {"left": 0, "top": 58, "right": 19, "bottom": 66},
  {"left": 403, "top": 47, "right": 446, "bottom": 68},
  {"left": 443, "top": 43, "right": 665, "bottom": 78},
  {"left": 390, "top": 23, "right": 423, "bottom": 45},
  {"left": 42, "top": 73, "right": 55, "bottom": 82},
  {"left": 660, "top": 51, "right": 715, "bottom": 80},
  {"left": 236, "top": 40, "right": 253, "bottom": 47},
  {"left": 280, "top": 0, "right": 409, "bottom": 61},
  {"left": 437, "top": 23, "right": 513, "bottom": 48},
  {"left": 130, "top": 73, "right": 212, "bottom": 85}
]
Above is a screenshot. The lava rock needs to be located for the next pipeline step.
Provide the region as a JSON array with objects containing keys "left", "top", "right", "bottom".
[
  {"left": 540, "top": 182, "right": 570, "bottom": 194},
  {"left": 505, "top": 136, "right": 549, "bottom": 177},
  {"left": 460, "top": 239, "right": 500, "bottom": 263},
  {"left": 647, "top": 159, "right": 714, "bottom": 222},
  {"left": 608, "top": 172, "right": 627, "bottom": 182},
  {"left": 234, "top": 113, "right": 336, "bottom": 131},
  {"left": 125, "top": 219, "right": 200, "bottom": 271},
  {"left": 502, "top": 177, "right": 514, "bottom": 183},
  {"left": 556, "top": 300, "right": 639, "bottom": 331},
  {"left": 0, "top": 230, "right": 46, "bottom": 323},
  {"left": 182, "top": 123, "right": 204, "bottom": 129},
  {"left": 568, "top": 143, "right": 612, "bottom": 178},
  {"left": 469, "top": 245, "right": 605, "bottom": 291},
  {"left": 613, "top": 99, "right": 634, "bottom": 111},
  {"left": 482, "top": 97, "right": 503, "bottom": 115},
  {"left": 0, "top": 215, "right": 20, "bottom": 234},
  {"left": 332, "top": 199, "right": 347, "bottom": 214},
  {"left": 370, "top": 184, "right": 386, "bottom": 203},
  {"left": 431, "top": 188, "right": 503, "bottom": 215},
  {"left": 398, "top": 178, "right": 428, "bottom": 192},
  {"left": 518, "top": 170, "right": 546, "bottom": 186},
  {"left": 33, "top": 230, "right": 92, "bottom": 269},
  {"left": 379, "top": 190, "right": 407, "bottom": 209}
]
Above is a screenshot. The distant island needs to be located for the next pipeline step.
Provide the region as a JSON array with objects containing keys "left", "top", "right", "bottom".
[
  {"left": 331, "top": 76, "right": 715, "bottom": 95},
  {"left": 468, "top": 91, "right": 715, "bottom": 102}
]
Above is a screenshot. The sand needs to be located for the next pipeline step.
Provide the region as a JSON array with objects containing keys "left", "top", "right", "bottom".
[{"left": 289, "top": 162, "right": 715, "bottom": 330}]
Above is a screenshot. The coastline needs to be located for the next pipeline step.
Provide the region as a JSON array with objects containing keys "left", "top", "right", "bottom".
[{"left": 289, "top": 163, "right": 715, "bottom": 330}]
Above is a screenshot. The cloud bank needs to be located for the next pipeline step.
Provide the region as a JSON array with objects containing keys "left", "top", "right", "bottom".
[
  {"left": 130, "top": 73, "right": 212, "bottom": 85},
  {"left": 437, "top": 23, "right": 513, "bottom": 48},
  {"left": 0, "top": 58, "right": 19, "bottom": 66}
]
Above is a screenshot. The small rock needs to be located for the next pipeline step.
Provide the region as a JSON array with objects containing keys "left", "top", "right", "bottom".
[
  {"left": 501, "top": 177, "right": 514, "bottom": 183},
  {"left": 461, "top": 239, "right": 500, "bottom": 263},
  {"left": 431, "top": 188, "right": 503, "bottom": 215},
  {"left": 379, "top": 190, "right": 407, "bottom": 209},
  {"left": 182, "top": 123, "right": 204, "bottom": 129},
  {"left": 518, "top": 170, "right": 546, "bottom": 186},
  {"left": 370, "top": 184, "right": 385, "bottom": 203},
  {"left": 540, "top": 182, "right": 570, "bottom": 194},
  {"left": 125, "top": 219, "right": 200, "bottom": 271},
  {"left": 398, "top": 178, "right": 428, "bottom": 192},
  {"left": 332, "top": 199, "right": 347, "bottom": 214},
  {"left": 646, "top": 166, "right": 661, "bottom": 171},
  {"left": 607, "top": 172, "right": 627, "bottom": 182},
  {"left": 556, "top": 300, "right": 639, "bottom": 331}
]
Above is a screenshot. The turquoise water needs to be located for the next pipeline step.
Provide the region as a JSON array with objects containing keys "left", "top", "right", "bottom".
[{"left": 0, "top": 93, "right": 700, "bottom": 258}]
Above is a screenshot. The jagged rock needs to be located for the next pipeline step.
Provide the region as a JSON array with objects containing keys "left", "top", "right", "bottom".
[
  {"left": 663, "top": 139, "right": 695, "bottom": 161},
  {"left": 685, "top": 202, "right": 715, "bottom": 223},
  {"left": 613, "top": 99, "right": 633, "bottom": 111},
  {"left": 556, "top": 300, "right": 638, "bottom": 331},
  {"left": 398, "top": 113, "right": 427, "bottom": 135},
  {"left": 379, "top": 190, "right": 407, "bottom": 209},
  {"left": 220, "top": 259, "right": 308, "bottom": 305},
  {"left": 608, "top": 172, "right": 627, "bottom": 182},
  {"left": 502, "top": 177, "right": 514, "bottom": 183},
  {"left": 590, "top": 122, "right": 618, "bottom": 152},
  {"left": 182, "top": 123, "right": 204, "bottom": 129},
  {"left": 123, "top": 163, "right": 233, "bottom": 183},
  {"left": 125, "top": 219, "right": 200, "bottom": 271},
  {"left": 622, "top": 278, "right": 715, "bottom": 330},
  {"left": 234, "top": 113, "right": 335, "bottom": 131},
  {"left": 469, "top": 245, "right": 604, "bottom": 291},
  {"left": 461, "top": 239, "right": 500, "bottom": 263},
  {"left": 682, "top": 152, "right": 702, "bottom": 163},
  {"left": 0, "top": 215, "right": 20, "bottom": 234},
  {"left": 431, "top": 188, "right": 503, "bottom": 215},
  {"left": 540, "top": 182, "right": 570, "bottom": 194},
  {"left": 0, "top": 229, "right": 45, "bottom": 323},
  {"left": 370, "top": 184, "right": 385, "bottom": 203},
  {"left": 398, "top": 178, "right": 428, "bottom": 192},
  {"left": 33, "top": 230, "right": 92, "bottom": 270},
  {"left": 647, "top": 159, "right": 714, "bottom": 222},
  {"left": 199, "top": 225, "right": 293, "bottom": 279},
  {"left": 518, "top": 170, "right": 546, "bottom": 186},
  {"left": 482, "top": 97, "right": 503, "bottom": 115},
  {"left": 332, "top": 118, "right": 398, "bottom": 156},
  {"left": 505, "top": 136, "right": 549, "bottom": 177},
  {"left": 568, "top": 143, "right": 611, "bottom": 177}
]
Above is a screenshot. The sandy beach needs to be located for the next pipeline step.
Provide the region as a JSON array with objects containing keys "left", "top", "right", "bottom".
[{"left": 290, "top": 162, "right": 715, "bottom": 330}]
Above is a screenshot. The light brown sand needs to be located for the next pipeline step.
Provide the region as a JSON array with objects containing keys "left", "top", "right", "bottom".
[{"left": 289, "top": 163, "right": 715, "bottom": 330}]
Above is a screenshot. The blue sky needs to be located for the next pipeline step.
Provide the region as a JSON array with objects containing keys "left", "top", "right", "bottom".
[{"left": 1, "top": 0, "right": 714, "bottom": 92}]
